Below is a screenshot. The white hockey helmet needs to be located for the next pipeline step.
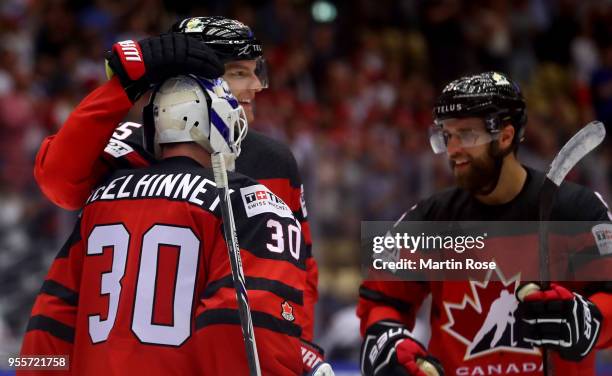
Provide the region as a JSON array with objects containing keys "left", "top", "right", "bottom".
[{"left": 151, "top": 75, "right": 247, "bottom": 170}]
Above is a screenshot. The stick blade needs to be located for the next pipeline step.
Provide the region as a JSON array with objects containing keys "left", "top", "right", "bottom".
[{"left": 547, "top": 121, "right": 606, "bottom": 186}]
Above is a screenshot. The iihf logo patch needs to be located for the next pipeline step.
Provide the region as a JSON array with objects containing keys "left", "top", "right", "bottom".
[{"left": 281, "top": 301, "right": 295, "bottom": 322}]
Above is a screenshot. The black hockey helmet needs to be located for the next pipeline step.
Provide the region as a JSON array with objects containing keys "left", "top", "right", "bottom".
[
  {"left": 170, "top": 16, "right": 267, "bottom": 87},
  {"left": 144, "top": 17, "right": 267, "bottom": 154},
  {"left": 433, "top": 71, "right": 527, "bottom": 143},
  {"left": 171, "top": 16, "right": 263, "bottom": 61}
]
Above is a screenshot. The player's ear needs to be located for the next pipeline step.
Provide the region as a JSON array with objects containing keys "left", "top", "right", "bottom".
[{"left": 499, "top": 123, "right": 515, "bottom": 149}]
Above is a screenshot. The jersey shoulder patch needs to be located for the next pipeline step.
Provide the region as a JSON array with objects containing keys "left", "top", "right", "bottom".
[
  {"left": 592, "top": 223, "right": 612, "bottom": 255},
  {"left": 240, "top": 184, "right": 294, "bottom": 219},
  {"left": 104, "top": 122, "right": 145, "bottom": 158},
  {"left": 104, "top": 138, "right": 135, "bottom": 158}
]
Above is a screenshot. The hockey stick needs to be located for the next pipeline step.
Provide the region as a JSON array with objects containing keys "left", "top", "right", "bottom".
[
  {"left": 537, "top": 120, "right": 606, "bottom": 376},
  {"left": 211, "top": 152, "right": 262, "bottom": 376},
  {"left": 539, "top": 120, "right": 606, "bottom": 284}
]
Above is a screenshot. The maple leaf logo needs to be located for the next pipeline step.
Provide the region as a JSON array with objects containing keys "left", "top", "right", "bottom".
[
  {"left": 281, "top": 301, "right": 295, "bottom": 322},
  {"left": 442, "top": 266, "right": 540, "bottom": 360}
]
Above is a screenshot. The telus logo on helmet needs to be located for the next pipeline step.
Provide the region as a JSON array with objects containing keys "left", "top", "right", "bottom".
[{"left": 435, "top": 104, "right": 463, "bottom": 114}]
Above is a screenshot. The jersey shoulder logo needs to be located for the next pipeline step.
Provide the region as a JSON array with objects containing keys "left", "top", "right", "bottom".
[
  {"left": 104, "top": 138, "right": 134, "bottom": 158},
  {"left": 240, "top": 184, "right": 293, "bottom": 219},
  {"left": 104, "top": 122, "right": 143, "bottom": 158},
  {"left": 592, "top": 223, "right": 612, "bottom": 255}
]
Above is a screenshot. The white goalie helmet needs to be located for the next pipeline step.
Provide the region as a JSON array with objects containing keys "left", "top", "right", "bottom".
[{"left": 151, "top": 75, "right": 248, "bottom": 170}]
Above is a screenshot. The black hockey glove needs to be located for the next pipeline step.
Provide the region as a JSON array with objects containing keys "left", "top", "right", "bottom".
[
  {"left": 105, "top": 33, "right": 224, "bottom": 102},
  {"left": 361, "top": 321, "right": 444, "bottom": 376},
  {"left": 516, "top": 283, "right": 602, "bottom": 361}
]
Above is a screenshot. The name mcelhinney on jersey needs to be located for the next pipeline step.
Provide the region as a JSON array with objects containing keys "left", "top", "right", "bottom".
[
  {"left": 241, "top": 184, "right": 293, "bottom": 219},
  {"left": 86, "top": 172, "right": 226, "bottom": 212}
]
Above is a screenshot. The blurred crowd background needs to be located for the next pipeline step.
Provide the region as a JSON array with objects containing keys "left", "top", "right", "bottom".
[{"left": 1, "top": 0, "right": 612, "bottom": 372}]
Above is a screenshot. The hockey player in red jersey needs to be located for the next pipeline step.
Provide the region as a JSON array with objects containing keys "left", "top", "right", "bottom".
[
  {"left": 358, "top": 72, "right": 612, "bottom": 375},
  {"left": 20, "top": 75, "right": 315, "bottom": 375},
  {"left": 32, "top": 16, "right": 322, "bottom": 371}
]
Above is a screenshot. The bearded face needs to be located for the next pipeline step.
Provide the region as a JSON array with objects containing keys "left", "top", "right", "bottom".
[
  {"left": 449, "top": 142, "right": 508, "bottom": 195},
  {"left": 443, "top": 118, "right": 513, "bottom": 195}
]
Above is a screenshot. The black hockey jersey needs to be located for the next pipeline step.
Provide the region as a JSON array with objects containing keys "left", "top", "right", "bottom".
[{"left": 359, "top": 166, "right": 612, "bottom": 375}]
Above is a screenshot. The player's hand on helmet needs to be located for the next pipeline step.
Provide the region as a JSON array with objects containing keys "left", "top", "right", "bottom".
[
  {"left": 105, "top": 32, "right": 224, "bottom": 102},
  {"left": 361, "top": 321, "right": 444, "bottom": 376},
  {"left": 516, "top": 283, "right": 602, "bottom": 361}
]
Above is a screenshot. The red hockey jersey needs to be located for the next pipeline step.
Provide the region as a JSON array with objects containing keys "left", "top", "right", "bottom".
[
  {"left": 21, "top": 157, "right": 307, "bottom": 375},
  {"left": 32, "top": 77, "right": 318, "bottom": 344}
]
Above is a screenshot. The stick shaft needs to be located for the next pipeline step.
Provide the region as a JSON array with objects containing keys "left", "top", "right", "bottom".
[
  {"left": 538, "top": 178, "right": 556, "bottom": 288},
  {"left": 536, "top": 121, "right": 606, "bottom": 375},
  {"left": 212, "top": 153, "right": 261, "bottom": 376}
]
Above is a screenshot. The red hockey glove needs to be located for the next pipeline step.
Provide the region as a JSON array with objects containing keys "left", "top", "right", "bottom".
[
  {"left": 516, "top": 283, "right": 602, "bottom": 361},
  {"left": 361, "top": 321, "right": 444, "bottom": 376},
  {"left": 105, "top": 33, "right": 223, "bottom": 101}
]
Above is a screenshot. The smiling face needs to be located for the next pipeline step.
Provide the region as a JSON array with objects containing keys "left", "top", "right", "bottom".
[
  {"left": 442, "top": 117, "right": 514, "bottom": 194},
  {"left": 223, "top": 60, "right": 263, "bottom": 123}
]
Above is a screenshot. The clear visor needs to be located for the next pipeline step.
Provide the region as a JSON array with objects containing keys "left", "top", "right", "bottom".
[
  {"left": 255, "top": 57, "right": 269, "bottom": 89},
  {"left": 429, "top": 119, "right": 499, "bottom": 154}
]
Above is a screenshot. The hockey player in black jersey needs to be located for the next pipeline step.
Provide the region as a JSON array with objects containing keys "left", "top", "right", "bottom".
[{"left": 359, "top": 71, "right": 612, "bottom": 375}]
